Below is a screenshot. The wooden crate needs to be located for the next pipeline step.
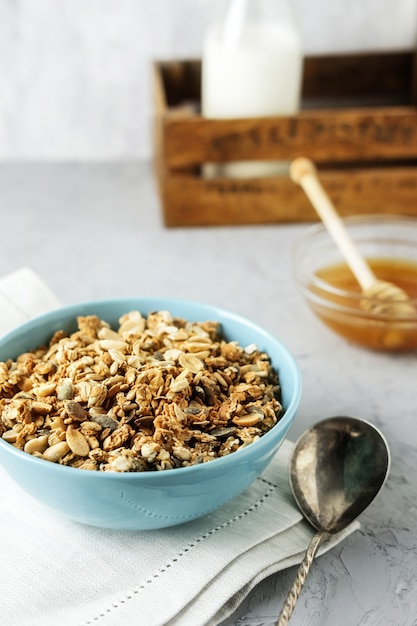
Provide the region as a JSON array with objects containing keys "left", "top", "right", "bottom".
[{"left": 153, "top": 52, "right": 417, "bottom": 227}]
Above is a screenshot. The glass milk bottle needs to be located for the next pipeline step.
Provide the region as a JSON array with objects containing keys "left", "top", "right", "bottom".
[{"left": 202, "top": 0, "right": 303, "bottom": 178}]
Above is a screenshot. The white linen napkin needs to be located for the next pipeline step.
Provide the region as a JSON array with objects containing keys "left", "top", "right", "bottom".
[
  {"left": 0, "top": 267, "right": 61, "bottom": 335},
  {"left": 0, "top": 269, "right": 359, "bottom": 626}
]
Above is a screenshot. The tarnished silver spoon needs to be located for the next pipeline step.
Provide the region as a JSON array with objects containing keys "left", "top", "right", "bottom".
[{"left": 276, "top": 416, "right": 390, "bottom": 625}]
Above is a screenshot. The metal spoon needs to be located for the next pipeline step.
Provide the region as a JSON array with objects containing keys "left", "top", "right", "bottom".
[{"left": 276, "top": 416, "right": 390, "bottom": 625}]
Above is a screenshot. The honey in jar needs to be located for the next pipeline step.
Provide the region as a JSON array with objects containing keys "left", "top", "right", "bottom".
[{"left": 309, "top": 258, "right": 417, "bottom": 351}]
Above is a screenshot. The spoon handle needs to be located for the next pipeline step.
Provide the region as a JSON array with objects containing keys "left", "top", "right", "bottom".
[
  {"left": 275, "top": 530, "right": 327, "bottom": 626},
  {"left": 289, "top": 157, "right": 377, "bottom": 292}
]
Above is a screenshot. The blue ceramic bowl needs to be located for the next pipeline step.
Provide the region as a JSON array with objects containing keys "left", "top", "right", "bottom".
[{"left": 0, "top": 298, "right": 301, "bottom": 530}]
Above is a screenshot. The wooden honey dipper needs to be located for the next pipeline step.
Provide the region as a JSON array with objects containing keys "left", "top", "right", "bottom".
[{"left": 290, "top": 158, "right": 415, "bottom": 318}]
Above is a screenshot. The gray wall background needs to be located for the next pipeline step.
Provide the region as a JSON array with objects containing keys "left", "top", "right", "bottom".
[{"left": 1, "top": 0, "right": 416, "bottom": 161}]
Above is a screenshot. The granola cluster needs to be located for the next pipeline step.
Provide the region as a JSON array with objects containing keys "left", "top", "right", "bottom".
[{"left": 0, "top": 310, "right": 283, "bottom": 472}]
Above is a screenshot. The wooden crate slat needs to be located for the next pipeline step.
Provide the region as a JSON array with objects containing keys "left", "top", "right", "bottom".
[
  {"left": 160, "top": 166, "right": 417, "bottom": 227},
  {"left": 162, "top": 107, "right": 417, "bottom": 167}
]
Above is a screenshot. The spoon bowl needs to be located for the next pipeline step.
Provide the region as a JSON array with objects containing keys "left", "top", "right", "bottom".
[
  {"left": 290, "top": 416, "right": 390, "bottom": 534},
  {"left": 276, "top": 416, "right": 390, "bottom": 625}
]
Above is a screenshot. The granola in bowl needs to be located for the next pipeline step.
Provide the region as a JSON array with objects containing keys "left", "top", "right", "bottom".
[{"left": 0, "top": 310, "right": 283, "bottom": 472}]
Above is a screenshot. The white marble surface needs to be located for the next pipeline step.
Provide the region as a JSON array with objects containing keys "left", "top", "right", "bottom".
[
  {"left": 0, "top": 0, "right": 416, "bottom": 160},
  {"left": 0, "top": 162, "right": 416, "bottom": 625}
]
